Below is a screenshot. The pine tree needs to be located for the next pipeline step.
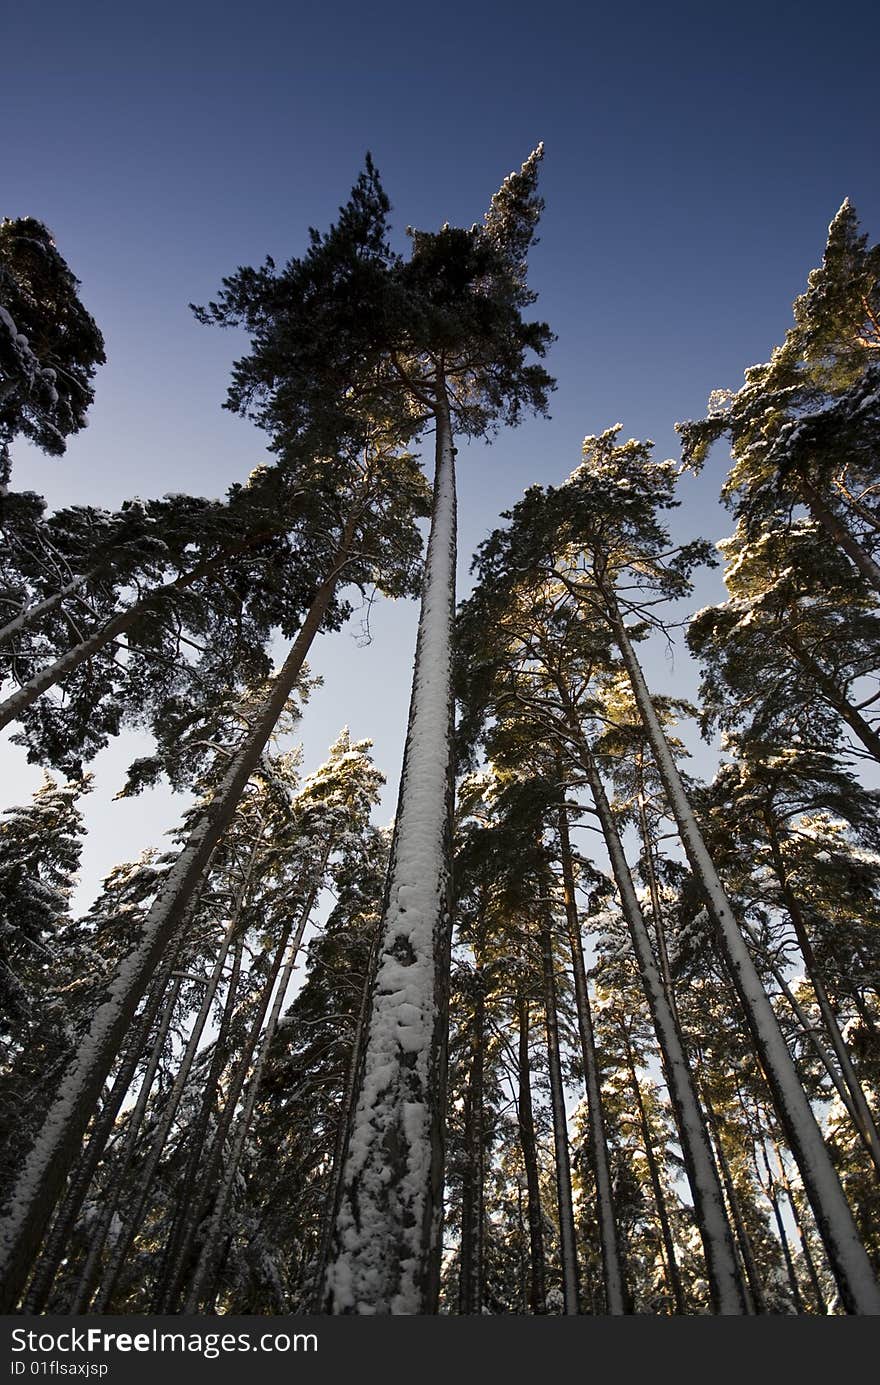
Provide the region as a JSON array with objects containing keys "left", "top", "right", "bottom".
[{"left": 0, "top": 218, "right": 105, "bottom": 487}]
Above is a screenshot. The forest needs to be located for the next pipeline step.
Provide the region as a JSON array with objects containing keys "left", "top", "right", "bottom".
[{"left": 1, "top": 148, "right": 879, "bottom": 1316}]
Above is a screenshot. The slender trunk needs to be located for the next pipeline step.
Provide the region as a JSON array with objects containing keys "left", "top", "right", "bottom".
[
  {"left": 152, "top": 939, "right": 244, "bottom": 1314},
  {"left": 159, "top": 924, "right": 293, "bottom": 1314},
  {"left": 0, "top": 536, "right": 351, "bottom": 1311},
  {"left": 605, "top": 593, "right": 880, "bottom": 1314},
  {"left": 21, "top": 942, "right": 183, "bottom": 1312},
  {"left": 702, "top": 1083, "right": 767, "bottom": 1314},
  {"left": 618, "top": 1027, "right": 685, "bottom": 1314},
  {"left": 0, "top": 538, "right": 273, "bottom": 731},
  {"left": 798, "top": 472, "right": 880, "bottom": 595},
  {"left": 635, "top": 757, "right": 677, "bottom": 1015},
  {"left": 763, "top": 814, "right": 880, "bottom": 1177},
  {"left": 556, "top": 795, "right": 625, "bottom": 1313},
  {"left": 758, "top": 1139, "right": 805, "bottom": 1312},
  {"left": 516, "top": 986, "right": 546, "bottom": 1314},
  {"left": 575, "top": 739, "right": 746, "bottom": 1313},
  {"left": 0, "top": 569, "right": 97, "bottom": 649},
  {"left": 772, "top": 1139, "right": 829, "bottom": 1314},
  {"left": 458, "top": 967, "right": 486, "bottom": 1315},
  {"left": 67, "top": 975, "right": 184, "bottom": 1313},
  {"left": 325, "top": 390, "right": 457, "bottom": 1315},
  {"left": 785, "top": 631, "right": 880, "bottom": 762},
  {"left": 539, "top": 898, "right": 580, "bottom": 1315},
  {"left": 86, "top": 916, "right": 241, "bottom": 1309},
  {"left": 184, "top": 865, "right": 329, "bottom": 1311}
]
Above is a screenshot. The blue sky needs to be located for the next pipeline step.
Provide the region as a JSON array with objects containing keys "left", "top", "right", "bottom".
[{"left": 4, "top": 0, "right": 880, "bottom": 905}]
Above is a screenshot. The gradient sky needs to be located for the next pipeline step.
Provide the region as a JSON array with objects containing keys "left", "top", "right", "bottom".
[{"left": 4, "top": 0, "right": 880, "bottom": 907}]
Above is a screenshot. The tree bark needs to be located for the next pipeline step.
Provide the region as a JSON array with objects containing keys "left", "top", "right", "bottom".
[{"left": 325, "top": 389, "right": 457, "bottom": 1314}]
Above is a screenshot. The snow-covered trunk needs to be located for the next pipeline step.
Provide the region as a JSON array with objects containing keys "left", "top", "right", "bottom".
[
  {"left": 539, "top": 897, "right": 580, "bottom": 1314},
  {"left": 0, "top": 539, "right": 264, "bottom": 731},
  {"left": 785, "top": 631, "right": 880, "bottom": 762},
  {"left": 68, "top": 975, "right": 184, "bottom": 1313},
  {"left": 0, "top": 569, "right": 97, "bottom": 649},
  {"left": 576, "top": 739, "right": 746, "bottom": 1313},
  {"left": 620, "top": 1025, "right": 686, "bottom": 1315},
  {"left": 606, "top": 596, "right": 880, "bottom": 1314},
  {"left": 152, "top": 938, "right": 244, "bottom": 1314},
  {"left": 763, "top": 817, "right": 880, "bottom": 1175},
  {"left": 309, "top": 926, "right": 380, "bottom": 1312},
  {"left": 184, "top": 863, "right": 330, "bottom": 1312},
  {"left": 21, "top": 942, "right": 184, "bottom": 1312},
  {"left": 516, "top": 984, "right": 546, "bottom": 1314},
  {"left": 700, "top": 1080, "right": 766, "bottom": 1314},
  {"left": 89, "top": 916, "right": 241, "bottom": 1311},
  {"left": 458, "top": 966, "right": 486, "bottom": 1315},
  {"left": 166, "top": 922, "right": 293, "bottom": 1311},
  {"left": 557, "top": 795, "right": 626, "bottom": 1314},
  {"left": 798, "top": 473, "right": 880, "bottom": 596},
  {"left": 0, "top": 544, "right": 350, "bottom": 1312},
  {"left": 325, "top": 391, "right": 457, "bottom": 1315}
]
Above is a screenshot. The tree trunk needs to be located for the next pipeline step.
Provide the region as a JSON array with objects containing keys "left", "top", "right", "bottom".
[
  {"left": 772, "top": 1138, "right": 829, "bottom": 1314},
  {"left": 67, "top": 975, "right": 184, "bottom": 1312},
  {"left": 0, "top": 533, "right": 352, "bottom": 1312},
  {"left": 763, "top": 813, "right": 880, "bottom": 1177},
  {"left": 21, "top": 941, "right": 183, "bottom": 1312},
  {"left": 740, "top": 916, "right": 863, "bottom": 1132},
  {"left": 159, "top": 924, "right": 293, "bottom": 1314},
  {"left": 621, "top": 1027, "right": 686, "bottom": 1314},
  {"left": 308, "top": 925, "right": 380, "bottom": 1313},
  {"left": 539, "top": 897, "right": 580, "bottom": 1314},
  {"left": 184, "top": 864, "right": 330, "bottom": 1311},
  {"left": 325, "top": 389, "right": 457, "bottom": 1314},
  {"left": 604, "top": 593, "right": 880, "bottom": 1314},
  {"left": 458, "top": 967, "right": 486, "bottom": 1315},
  {"left": 86, "top": 915, "right": 241, "bottom": 1309},
  {"left": 575, "top": 738, "right": 746, "bottom": 1313},
  {"left": 757, "top": 1139, "right": 805, "bottom": 1312},
  {"left": 702, "top": 1082, "right": 767, "bottom": 1314},
  {"left": 516, "top": 986, "right": 546, "bottom": 1314},
  {"left": 556, "top": 795, "right": 625, "bottom": 1313},
  {"left": 152, "top": 938, "right": 244, "bottom": 1313}
]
